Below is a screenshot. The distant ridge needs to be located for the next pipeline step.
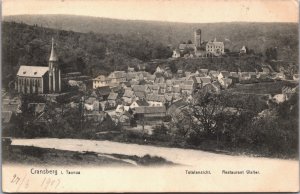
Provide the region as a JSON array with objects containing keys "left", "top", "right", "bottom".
[{"left": 4, "top": 14, "right": 298, "bottom": 55}]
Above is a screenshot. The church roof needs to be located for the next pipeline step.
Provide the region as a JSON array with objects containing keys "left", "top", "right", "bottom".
[
  {"left": 17, "top": 66, "right": 49, "bottom": 77},
  {"left": 49, "top": 38, "right": 58, "bottom": 61}
]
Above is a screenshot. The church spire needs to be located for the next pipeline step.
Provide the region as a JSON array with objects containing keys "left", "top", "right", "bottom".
[{"left": 49, "top": 37, "right": 58, "bottom": 61}]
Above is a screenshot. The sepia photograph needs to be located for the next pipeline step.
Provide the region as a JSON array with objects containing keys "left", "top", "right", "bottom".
[{"left": 1, "top": 0, "right": 299, "bottom": 192}]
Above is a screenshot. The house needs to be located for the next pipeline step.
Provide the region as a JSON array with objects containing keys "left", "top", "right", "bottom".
[
  {"left": 262, "top": 67, "right": 270, "bottom": 74},
  {"left": 107, "top": 92, "right": 118, "bottom": 108},
  {"left": 172, "top": 49, "right": 181, "bottom": 58},
  {"left": 134, "top": 106, "right": 167, "bottom": 121},
  {"left": 93, "top": 75, "right": 110, "bottom": 89},
  {"left": 164, "top": 93, "right": 173, "bottom": 103},
  {"left": 240, "top": 46, "right": 247, "bottom": 54},
  {"left": 206, "top": 38, "right": 225, "bottom": 56},
  {"left": 202, "top": 81, "right": 221, "bottom": 94},
  {"left": 239, "top": 72, "right": 251, "bottom": 81},
  {"left": 108, "top": 71, "right": 126, "bottom": 84},
  {"left": 274, "top": 72, "right": 286, "bottom": 80},
  {"left": 122, "top": 89, "right": 135, "bottom": 104},
  {"left": 119, "top": 111, "right": 132, "bottom": 125},
  {"left": 219, "top": 78, "right": 233, "bottom": 89},
  {"left": 172, "top": 85, "right": 181, "bottom": 94},
  {"left": 148, "top": 84, "right": 160, "bottom": 94},
  {"left": 217, "top": 71, "right": 230, "bottom": 81},
  {"left": 249, "top": 72, "right": 257, "bottom": 79},
  {"left": 177, "top": 69, "right": 184, "bottom": 78},
  {"left": 146, "top": 94, "right": 166, "bottom": 107},
  {"left": 180, "top": 84, "right": 194, "bottom": 95},
  {"left": 84, "top": 97, "right": 100, "bottom": 112},
  {"left": 132, "top": 85, "right": 151, "bottom": 93},
  {"left": 272, "top": 94, "right": 287, "bottom": 104},
  {"left": 166, "top": 98, "right": 188, "bottom": 120},
  {"left": 116, "top": 105, "right": 131, "bottom": 116},
  {"left": 154, "top": 76, "right": 165, "bottom": 84},
  {"left": 126, "top": 72, "right": 138, "bottom": 81},
  {"left": 199, "top": 69, "right": 209, "bottom": 75},
  {"left": 158, "top": 83, "right": 167, "bottom": 94},
  {"left": 155, "top": 66, "right": 164, "bottom": 74},
  {"left": 209, "top": 70, "right": 219, "bottom": 80},
  {"left": 138, "top": 63, "right": 146, "bottom": 71},
  {"left": 134, "top": 91, "right": 146, "bottom": 99},
  {"left": 184, "top": 71, "right": 192, "bottom": 77},
  {"left": 146, "top": 74, "right": 156, "bottom": 82},
  {"left": 293, "top": 74, "right": 299, "bottom": 81},
  {"left": 229, "top": 72, "right": 239, "bottom": 83},
  {"left": 127, "top": 67, "right": 135, "bottom": 72},
  {"left": 130, "top": 99, "right": 149, "bottom": 109},
  {"left": 95, "top": 86, "right": 111, "bottom": 100},
  {"left": 229, "top": 72, "right": 239, "bottom": 78},
  {"left": 198, "top": 77, "right": 212, "bottom": 88}
]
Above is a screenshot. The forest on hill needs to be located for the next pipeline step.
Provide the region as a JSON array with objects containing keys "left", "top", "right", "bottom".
[
  {"left": 4, "top": 14, "right": 299, "bottom": 61},
  {"left": 2, "top": 21, "right": 172, "bottom": 87}
]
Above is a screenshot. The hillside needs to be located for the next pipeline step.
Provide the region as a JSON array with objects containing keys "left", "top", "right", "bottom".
[
  {"left": 2, "top": 21, "right": 172, "bottom": 87},
  {"left": 4, "top": 14, "right": 299, "bottom": 61}
]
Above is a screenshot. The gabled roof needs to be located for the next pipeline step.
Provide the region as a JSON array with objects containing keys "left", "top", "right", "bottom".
[
  {"left": 183, "top": 80, "right": 194, "bottom": 85},
  {"left": 123, "top": 89, "right": 134, "bottom": 98},
  {"left": 181, "top": 85, "right": 194, "bottom": 90},
  {"left": 135, "top": 106, "right": 166, "bottom": 114},
  {"left": 199, "top": 69, "right": 209, "bottom": 73},
  {"left": 108, "top": 71, "right": 126, "bottom": 79},
  {"left": 148, "top": 84, "right": 160, "bottom": 90},
  {"left": 229, "top": 72, "right": 239, "bottom": 78},
  {"left": 134, "top": 91, "right": 146, "bottom": 99},
  {"left": 108, "top": 92, "right": 118, "bottom": 100},
  {"left": 132, "top": 85, "right": 148, "bottom": 92},
  {"left": 126, "top": 72, "right": 138, "bottom": 80},
  {"left": 135, "top": 99, "right": 149, "bottom": 106},
  {"left": 240, "top": 72, "right": 250, "bottom": 77},
  {"left": 93, "top": 75, "right": 108, "bottom": 81},
  {"left": 17, "top": 66, "right": 49, "bottom": 77},
  {"left": 199, "top": 77, "right": 211, "bottom": 84},
  {"left": 96, "top": 86, "right": 111, "bottom": 95},
  {"left": 173, "top": 85, "right": 181, "bottom": 93},
  {"left": 219, "top": 71, "right": 230, "bottom": 78},
  {"left": 146, "top": 94, "right": 166, "bottom": 103}
]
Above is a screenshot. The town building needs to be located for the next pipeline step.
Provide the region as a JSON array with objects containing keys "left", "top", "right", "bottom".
[
  {"left": 93, "top": 75, "right": 110, "bottom": 89},
  {"left": 15, "top": 38, "right": 61, "bottom": 94},
  {"left": 206, "top": 38, "right": 225, "bottom": 57}
]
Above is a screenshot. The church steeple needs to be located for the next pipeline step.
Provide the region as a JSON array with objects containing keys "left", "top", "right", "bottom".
[
  {"left": 49, "top": 37, "right": 58, "bottom": 62},
  {"left": 48, "top": 37, "right": 61, "bottom": 93}
]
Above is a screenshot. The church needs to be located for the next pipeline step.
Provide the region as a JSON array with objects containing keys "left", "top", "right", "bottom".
[{"left": 15, "top": 38, "right": 62, "bottom": 94}]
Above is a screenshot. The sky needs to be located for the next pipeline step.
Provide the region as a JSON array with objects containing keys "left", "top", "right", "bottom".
[{"left": 2, "top": 0, "right": 299, "bottom": 23}]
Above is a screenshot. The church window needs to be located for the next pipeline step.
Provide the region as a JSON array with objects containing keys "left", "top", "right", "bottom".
[
  {"left": 34, "top": 72, "right": 37, "bottom": 75},
  {"left": 23, "top": 71, "right": 26, "bottom": 74}
]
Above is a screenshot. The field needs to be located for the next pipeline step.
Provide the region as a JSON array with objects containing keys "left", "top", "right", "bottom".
[{"left": 228, "top": 81, "right": 298, "bottom": 95}]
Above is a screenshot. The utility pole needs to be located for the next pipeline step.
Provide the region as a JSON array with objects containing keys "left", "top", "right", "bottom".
[{"left": 79, "top": 96, "right": 85, "bottom": 131}]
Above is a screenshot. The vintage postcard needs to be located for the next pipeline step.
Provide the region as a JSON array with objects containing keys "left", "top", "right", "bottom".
[{"left": 1, "top": 0, "right": 299, "bottom": 192}]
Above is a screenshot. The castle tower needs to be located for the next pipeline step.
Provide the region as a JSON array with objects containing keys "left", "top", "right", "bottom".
[
  {"left": 49, "top": 38, "right": 61, "bottom": 93},
  {"left": 194, "top": 29, "right": 202, "bottom": 48}
]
